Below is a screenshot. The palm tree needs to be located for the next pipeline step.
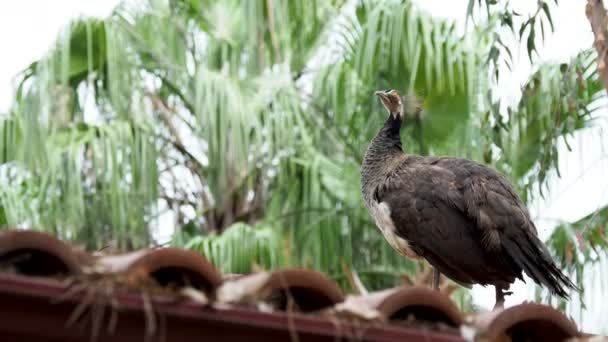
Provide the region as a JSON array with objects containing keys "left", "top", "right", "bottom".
[{"left": 0, "top": 0, "right": 604, "bottom": 316}]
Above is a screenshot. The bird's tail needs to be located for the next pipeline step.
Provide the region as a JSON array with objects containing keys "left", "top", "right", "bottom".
[{"left": 502, "top": 232, "right": 578, "bottom": 298}]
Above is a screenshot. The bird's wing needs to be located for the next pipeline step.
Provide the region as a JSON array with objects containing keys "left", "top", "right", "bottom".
[
  {"left": 377, "top": 156, "right": 576, "bottom": 295},
  {"left": 375, "top": 158, "right": 518, "bottom": 286},
  {"left": 431, "top": 157, "right": 536, "bottom": 245}
]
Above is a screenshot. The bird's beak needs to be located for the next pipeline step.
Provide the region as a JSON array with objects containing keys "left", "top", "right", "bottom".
[{"left": 375, "top": 91, "right": 388, "bottom": 102}]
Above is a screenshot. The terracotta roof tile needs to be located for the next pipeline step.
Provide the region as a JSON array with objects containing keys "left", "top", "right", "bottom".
[
  {"left": 0, "top": 229, "right": 89, "bottom": 276},
  {"left": 96, "top": 247, "right": 222, "bottom": 295},
  {"left": 343, "top": 286, "right": 464, "bottom": 326},
  {"left": 0, "top": 229, "right": 602, "bottom": 341},
  {"left": 217, "top": 268, "right": 344, "bottom": 312},
  {"left": 470, "top": 303, "right": 579, "bottom": 342}
]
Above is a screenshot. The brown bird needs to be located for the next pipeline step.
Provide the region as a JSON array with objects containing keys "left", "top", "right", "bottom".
[{"left": 361, "top": 89, "right": 577, "bottom": 308}]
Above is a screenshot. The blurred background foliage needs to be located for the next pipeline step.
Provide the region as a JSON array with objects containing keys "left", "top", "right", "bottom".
[{"left": 0, "top": 0, "right": 606, "bottom": 324}]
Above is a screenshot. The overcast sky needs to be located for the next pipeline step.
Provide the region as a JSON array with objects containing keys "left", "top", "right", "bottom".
[{"left": 0, "top": 0, "right": 606, "bottom": 332}]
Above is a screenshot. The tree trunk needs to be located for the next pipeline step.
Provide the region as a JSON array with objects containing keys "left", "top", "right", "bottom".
[{"left": 586, "top": 0, "right": 608, "bottom": 94}]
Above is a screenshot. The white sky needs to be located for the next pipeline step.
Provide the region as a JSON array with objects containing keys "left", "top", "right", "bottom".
[
  {"left": 0, "top": 0, "right": 606, "bottom": 332},
  {"left": 0, "top": 1, "right": 118, "bottom": 110}
]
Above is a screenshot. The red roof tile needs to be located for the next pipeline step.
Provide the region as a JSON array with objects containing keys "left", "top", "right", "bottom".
[
  {"left": 0, "top": 229, "right": 600, "bottom": 341},
  {"left": 97, "top": 247, "right": 222, "bottom": 294},
  {"left": 216, "top": 268, "right": 345, "bottom": 312},
  {"left": 0, "top": 230, "right": 89, "bottom": 276},
  {"left": 343, "top": 286, "right": 464, "bottom": 325},
  {"left": 471, "top": 303, "right": 579, "bottom": 341}
]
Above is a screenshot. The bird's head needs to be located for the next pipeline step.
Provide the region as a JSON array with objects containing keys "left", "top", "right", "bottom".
[
  {"left": 375, "top": 89, "right": 421, "bottom": 120},
  {"left": 375, "top": 89, "right": 404, "bottom": 120}
]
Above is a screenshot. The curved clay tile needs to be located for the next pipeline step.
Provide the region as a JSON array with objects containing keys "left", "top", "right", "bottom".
[
  {"left": 338, "top": 286, "right": 463, "bottom": 327},
  {"left": 473, "top": 302, "right": 580, "bottom": 342},
  {"left": 97, "top": 247, "right": 222, "bottom": 294},
  {"left": 0, "top": 229, "right": 86, "bottom": 276},
  {"left": 217, "top": 268, "right": 345, "bottom": 313}
]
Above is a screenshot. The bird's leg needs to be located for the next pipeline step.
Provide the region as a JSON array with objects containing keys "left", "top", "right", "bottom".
[
  {"left": 494, "top": 287, "right": 505, "bottom": 310},
  {"left": 493, "top": 285, "right": 513, "bottom": 310},
  {"left": 432, "top": 267, "right": 440, "bottom": 290}
]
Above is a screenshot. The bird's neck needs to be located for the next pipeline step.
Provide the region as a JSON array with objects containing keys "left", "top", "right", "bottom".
[
  {"left": 361, "top": 114, "right": 404, "bottom": 202},
  {"left": 365, "top": 114, "right": 403, "bottom": 159}
]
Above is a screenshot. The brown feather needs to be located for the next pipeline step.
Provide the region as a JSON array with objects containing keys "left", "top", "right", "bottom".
[{"left": 361, "top": 89, "right": 577, "bottom": 300}]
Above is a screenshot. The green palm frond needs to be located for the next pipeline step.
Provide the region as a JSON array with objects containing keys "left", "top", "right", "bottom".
[
  {"left": 543, "top": 204, "right": 608, "bottom": 325},
  {"left": 185, "top": 222, "right": 284, "bottom": 274},
  {"left": 312, "top": 0, "right": 480, "bottom": 158},
  {"left": 484, "top": 49, "right": 604, "bottom": 200}
]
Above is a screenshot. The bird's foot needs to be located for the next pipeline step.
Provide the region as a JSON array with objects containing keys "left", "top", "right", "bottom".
[{"left": 494, "top": 286, "right": 512, "bottom": 310}]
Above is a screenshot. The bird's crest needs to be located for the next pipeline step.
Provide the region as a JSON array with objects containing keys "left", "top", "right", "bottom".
[
  {"left": 402, "top": 92, "right": 422, "bottom": 118},
  {"left": 375, "top": 89, "right": 422, "bottom": 119}
]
